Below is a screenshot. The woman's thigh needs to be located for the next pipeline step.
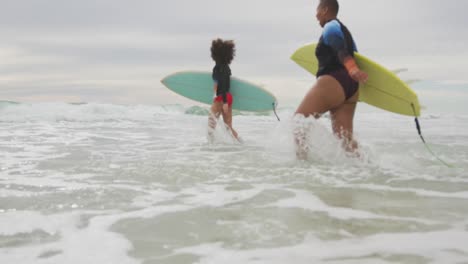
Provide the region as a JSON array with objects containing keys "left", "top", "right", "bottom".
[
  {"left": 330, "top": 91, "right": 359, "bottom": 137},
  {"left": 295, "top": 75, "right": 346, "bottom": 117}
]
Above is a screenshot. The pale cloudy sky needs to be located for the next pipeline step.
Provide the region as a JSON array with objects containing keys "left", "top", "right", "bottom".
[{"left": 0, "top": 0, "right": 467, "bottom": 105}]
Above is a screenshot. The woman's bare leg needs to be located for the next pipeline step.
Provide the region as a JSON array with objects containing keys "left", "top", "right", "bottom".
[
  {"left": 294, "top": 76, "right": 347, "bottom": 159},
  {"left": 330, "top": 91, "right": 359, "bottom": 152},
  {"left": 221, "top": 105, "right": 239, "bottom": 140},
  {"left": 208, "top": 102, "right": 222, "bottom": 141}
]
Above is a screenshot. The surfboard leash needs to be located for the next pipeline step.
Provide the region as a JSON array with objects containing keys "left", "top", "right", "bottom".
[
  {"left": 273, "top": 102, "right": 281, "bottom": 121},
  {"left": 411, "top": 104, "right": 453, "bottom": 168}
]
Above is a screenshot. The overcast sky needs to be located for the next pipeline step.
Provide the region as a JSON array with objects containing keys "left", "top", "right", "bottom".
[{"left": 0, "top": 0, "right": 467, "bottom": 105}]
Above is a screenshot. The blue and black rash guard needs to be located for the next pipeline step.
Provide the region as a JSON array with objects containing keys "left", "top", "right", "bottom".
[
  {"left": 316, "top": 19, "right": 357, "bottom": 77},
  {"left": 212, "top": 64, "right": 231, "bottom": 103}
]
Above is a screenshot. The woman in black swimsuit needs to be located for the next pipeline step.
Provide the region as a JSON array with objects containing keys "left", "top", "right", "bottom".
[{"left": 295, "top": 0, "right": 368, "bottom": 158}]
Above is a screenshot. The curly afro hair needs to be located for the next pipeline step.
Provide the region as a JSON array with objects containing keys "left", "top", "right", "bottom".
[{"left": 211, "top": 38, "right": 236, "bottom": 65}]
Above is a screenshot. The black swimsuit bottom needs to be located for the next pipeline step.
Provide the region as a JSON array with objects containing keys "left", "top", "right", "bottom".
[{"left": 326, "top": 68, "right": 359, "bottom": 100}]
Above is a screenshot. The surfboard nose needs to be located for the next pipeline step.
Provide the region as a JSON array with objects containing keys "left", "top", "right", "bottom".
[{"left": 161, "top": 73, "right": 178, "bottom": 87}]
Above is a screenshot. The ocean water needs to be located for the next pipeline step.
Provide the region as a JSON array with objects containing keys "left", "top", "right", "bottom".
[{"left": 1, "top": 84, "right": 468, "bottom": 264}]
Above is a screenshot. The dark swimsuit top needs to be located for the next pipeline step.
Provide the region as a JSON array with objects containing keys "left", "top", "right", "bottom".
[
  {"left": 316, "top": 19, "right": 357, "bottom": 77},
  {"left": 212, "top": 64, "right": 231, "bottom": 103}
]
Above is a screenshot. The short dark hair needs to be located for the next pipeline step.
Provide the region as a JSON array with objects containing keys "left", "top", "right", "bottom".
[
  {"left": 211, "top": 38, "right": 236, "bottom": 65},
  {"left": 320, "top": 0, "right": 339, "bottom": 15}
]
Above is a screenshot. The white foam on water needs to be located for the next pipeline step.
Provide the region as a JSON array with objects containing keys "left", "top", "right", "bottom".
[
  {"left": 130, "top": 187, "right": 181, "bottom": 208},
  {"left": 261, "top": 116, "right": 375, "bottom": 167},
  {"left": 0, "top": 210, "right": 137, "bottom": 264},
  {"left": 1, "top": 101, "right": 467, "bottom": 263},
  {"left": 177, "top": 229, "right": 468, "bottom": 264},
  {"left": 0, "top": 211, "right": 71, "bottom": 236},
  {"left": 336, "top": 183, "right": 468, "bottom": 199},
  {"left": 0, "top": 102, "right": 187, "bottom": 123},
  {"left": 207, "top": 121, "right": 242, "bottom": 146},
  {"left": 0, "top": 171, "right": 102, "bottom": 196},
  {"left": 0, "top": 204, "right": 196, "bottom": 264},
  {"left": 179, "top": 183, "right": 276, "bottom": 208},
  {"left": 271, "top": 188, "right": 438, "bottom": 225}
]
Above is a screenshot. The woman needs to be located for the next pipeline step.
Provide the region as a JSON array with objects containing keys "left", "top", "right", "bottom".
[
  {"left": 208, "top": 38, "right": 239, "bottom": 141},
  {"left": 295, "top": 0, "right": 368, "bottom": 158}
]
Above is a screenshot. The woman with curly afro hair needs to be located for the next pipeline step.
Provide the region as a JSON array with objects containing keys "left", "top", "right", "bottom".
[{"left": 208, "top": 38, "right": 240, "bottom": 142}]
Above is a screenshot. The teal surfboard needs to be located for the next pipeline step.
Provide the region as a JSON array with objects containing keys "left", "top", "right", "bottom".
[{"left": 161, "top": 71, "right": 277, "bottom": 112}]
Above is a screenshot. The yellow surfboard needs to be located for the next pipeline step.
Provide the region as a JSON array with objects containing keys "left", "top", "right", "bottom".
[{"left": 291, "top": 43, "right": 421, "bottom": 116}]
